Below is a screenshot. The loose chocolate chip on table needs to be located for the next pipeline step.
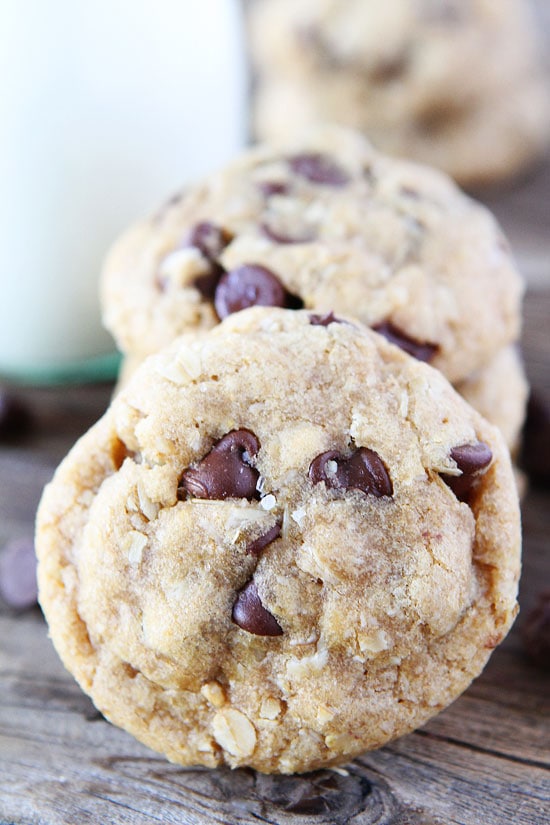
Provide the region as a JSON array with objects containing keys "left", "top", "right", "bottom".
[
  {"left": 247, "top": 522, "right": 282, "bottom": 557},
  {"left": 372, "top": 322, "right": 438, "bottom": 363},
  {"left": 441, "top": 441, "right": 493, "bottom": 502},
  {"left": 0, "top": 537, "right": 38, "bottom": 611},
  {"left": 179, "top": 430, "right": 261, "bottom": 501},
  {"left": 0, "top": 389, "right": 32, "bottom": 440},
  {"left": 232, "top": 580, "right": 283, "bottom": 636},
  {"left": 289, "top": 153, "right": 350, "bottom": 187},
  {"left": 309, "top": 448, "right": 393, "bottom": 498},
  {"left": 309, "top": 311, "right": 343, "bottom": 327},
  {"left": 521, "top": 592, "right": 550, "bottom": 670},
  {"left": 214, "top": 264, "right": 302, "bottom": 319}
]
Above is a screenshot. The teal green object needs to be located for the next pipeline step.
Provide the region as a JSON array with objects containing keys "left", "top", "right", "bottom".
[{"left": 0, "top": 352, "right": 122, "bottom": 386}]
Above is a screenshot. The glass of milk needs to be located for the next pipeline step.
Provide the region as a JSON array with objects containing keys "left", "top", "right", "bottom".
[{"left": 0, "top": 0, "right": 247, "bottom": 382}]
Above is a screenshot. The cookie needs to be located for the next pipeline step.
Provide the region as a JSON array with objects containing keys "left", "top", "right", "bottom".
[
  {"left": 248, "top": 0, "right": 550, "bottom": 187},
  {"left": 455, "top": 346, "right": 528, "bottom": 456},
  {"left": 116, "top": 342, "right": 528, "bottom": 455},
  {"left": 37, "top": 307, "right": 521, "bottom": 774},
  {"left": 101, "top": 126, "right": 523, "bottom": 385}
]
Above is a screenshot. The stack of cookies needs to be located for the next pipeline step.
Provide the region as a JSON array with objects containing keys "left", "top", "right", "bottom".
[
  {"left": 36, "top": 127, "right": 523, "bottom": 773},
  {"left": 248, "top": 0, "right": 550, "bottom": 187}
]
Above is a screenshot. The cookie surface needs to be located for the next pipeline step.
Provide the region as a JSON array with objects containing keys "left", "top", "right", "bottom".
[
  {"left": 101, "top": 126, "right": 523, "bottom": 385},
  {"left": 249, "top": 0, "right": 550, "bottom": 186},
  {"left": 37, "top": 308, "right": 521, "bottom": 774},
  {"left": 456, "top": 345, "right": 528, "bottom": 456}
]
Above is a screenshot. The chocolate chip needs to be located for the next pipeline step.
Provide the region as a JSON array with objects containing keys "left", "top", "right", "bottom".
[
  {"left": 373, "top": 322, "right": 438, "bottom": 363},
  {"left": 247, "top": 522, "right": 281, "bottom": 556},
  {"left": 289, "top": 153, "right": 350, "bottom": 187},
  {"left": 232, "top": 581, "right": 283, "bottom": 636},
  {"left": 0, "top": 537, "right": 38, "bottom": 611},
  {"left": 258, "top": 181, "right": 290, "bottom": 198},
  {"left": 0, "top": 390, "right": 32, "bottom": 440},
  {"left": 309, "top": 312, "right": 343, "bottom": 327},
  {"left": 309, "top": 448, "right": 393, "bottom": 498},
  {"left": 370, "top": 53, "right": 409, "bottom": 83},
  {"left": 183, "top": 222, "right": 233, "bottom": 300},
  {"left": 522, "top": 592, "right": 550, "bottom": 670},
  {"left": 186, "top": 221, "right": 233, "bottom": 261},
  {"left": 179, "top": 430, "right": 261, "bottom": 501},
  {"left": 441, "top": 441, "right": 493, "bottom": 502},
  {"left": 193, "top": 269, "right": 223, "bottom": 302},
  {"left": 521, "top": 392, "right": 550, "bottom": 485},
  {"left": 214, "top": 264, "right": 302, "bottom": 319},
  {"left": 260, "top": 222, "right": 315, "bottom": 245}
]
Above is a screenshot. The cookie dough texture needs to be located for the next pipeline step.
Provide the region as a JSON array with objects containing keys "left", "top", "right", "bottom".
[
  {"left": 37, "top": 308, "right": 521, "bottom": 774},
  {"left": 102, "top": 126, "right": 523, "bottom": 388},
  {"left": 116, "top": 343, "right": 528, "bottom": 455},
  {"left": 248, "top": 0, "right": 550, "bottom": 187}
]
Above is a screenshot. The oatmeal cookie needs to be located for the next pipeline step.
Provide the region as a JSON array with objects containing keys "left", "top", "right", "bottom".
[
  {"left": 101, "top": 126, "right": 523, "bottom": 385},
  {"left": 37, "top": 308, "right": 521, "bottom": 773},
  {"left": 249, "top": 0, "right": 550, "bottom": 186}
]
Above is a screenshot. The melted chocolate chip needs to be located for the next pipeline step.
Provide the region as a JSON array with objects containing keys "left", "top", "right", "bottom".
[
  {"left": 373, "top": 322, "right": 438, "bottom": 363},
  {"left": 214, "top": 264, "right": 301, "bottom": 319},
  {"left": 309, "top": 312, "right": 343, "bottom": 327},
  {"left": 179, "top": 430, "right": 260, "bottom": 501},
  {"left": 442, "top": 441, "right": 493, "bottom": 502},
  {"left": 370, "top": 53, "right": 409, "bottom": 83},
  {"left": 261, "top": 222, "right": 315, "bottom": 245},
  {"left": 186, "top": 221, "right": 233, "bottom": 261},
  {"left": 247, "top": 522, "right": 282, "bottom": 557},
  {"left": 232, "top": 581, "right": 283, "bottom": 636},
  {"left": 289, "top": 153, "right": 350, "bottom": 187},
  {"left": 193, "top": 269, "right": 222, "bottom": 301},
  {"left": 522, "top": 592, "right": 550, "bottom": 670},
  {"left": 309, "top": 448, "right": 393, "bottom": 498},
  {"left": 0, "top": 537, "right": 38, "bottom": 611},
  {"left": 258, "top": 181, "right": 290, "bottom": 198}
]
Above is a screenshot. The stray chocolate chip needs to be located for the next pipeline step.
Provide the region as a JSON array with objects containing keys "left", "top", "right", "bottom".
[
  {"left": 521, "top": 392, "right": 550, "bottom": 485},
  {"left": 232, "top": 581, "right": 283, "bottom": 636},
  {"left": 214, "top": 264, "right": 302, "bottom": 319},
  {"left": 258, "top": 181, "right": 290, "bottom": 198},
  {"left": 522, "top": 592, "right": 550, "bottom": 670},
  {"left": 261, "top": 222, "right": 316, "bottom": 245},
  {"left": 0, "top": 390, "right": 32, "bottom": 440},
  {"left": 289, "top": 153, "right": 350, "bottom": 187},
  {"left": 373, "top": 322, "right": 438, "bottom": 362},
  {"left": 309, "top": 312, "right": 343, "bottom": 327},
  {"left": 179, "top": 430, "right": 260, "bottom": 501},
  {"left": 247, "top": 522, "right": 281, "bottom": 556},
  {"left": 0, "top": 537, "right": 38, "bottom": 611},
  {"left": 309, "top": 448, "right": 393, "bottom": 498},
  {"left": 441, "top": 441, "right": 493, "bottom": 502}
]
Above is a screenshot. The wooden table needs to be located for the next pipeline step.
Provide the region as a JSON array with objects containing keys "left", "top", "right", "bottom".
[{"left": 2, "top": 69, "right": 550, "bottom": 825}]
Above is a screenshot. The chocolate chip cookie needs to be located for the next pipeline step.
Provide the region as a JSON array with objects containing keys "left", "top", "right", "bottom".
[
  {"left": 248, "top": 0, "right": 550, "bottom": 187},
  {"left": 101, "top": 126, "right": 523, "bottom": 387},
  {"left": 36, "top": 308, "right": 521, "bottom": 774}
]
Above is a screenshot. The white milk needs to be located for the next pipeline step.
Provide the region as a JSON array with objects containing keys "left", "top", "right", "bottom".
[{"left": 0, "top": 0, "right": 247, "bottom": 380}]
